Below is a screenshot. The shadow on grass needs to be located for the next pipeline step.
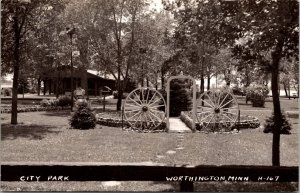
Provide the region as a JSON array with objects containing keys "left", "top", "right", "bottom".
[
  {"left": 1, "top": 124, "right": 61, "bottom": 140},
  {"left": 150, "top": 181, "right": 298, "bottom": 192},
  {"left": 40, "top": 111, "right": 71, "bottom": 117}
]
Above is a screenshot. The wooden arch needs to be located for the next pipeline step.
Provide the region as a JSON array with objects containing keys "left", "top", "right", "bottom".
[{"left": 166, "top": 75, "right": 197, "bottom": 132}]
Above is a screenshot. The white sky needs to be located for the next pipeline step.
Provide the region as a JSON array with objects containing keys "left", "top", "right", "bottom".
[{"left": 149, "top": 0, "right": 164, "bottom": 11}]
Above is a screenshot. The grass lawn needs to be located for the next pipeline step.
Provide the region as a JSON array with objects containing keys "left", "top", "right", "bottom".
[{"left": 1, "top": 97, "right": 298, "bottom": 191}]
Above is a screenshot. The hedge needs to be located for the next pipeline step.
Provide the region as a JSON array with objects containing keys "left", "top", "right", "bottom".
[{"left": 0, "top": 105, "right": 70, "bottom": 114}]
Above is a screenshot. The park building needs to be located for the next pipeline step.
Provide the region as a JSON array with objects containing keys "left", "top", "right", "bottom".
[{"left": 40, "top": 65, "right": 116, "bottom": 96}]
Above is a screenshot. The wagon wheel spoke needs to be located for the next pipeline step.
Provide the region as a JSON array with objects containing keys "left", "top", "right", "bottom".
[
  {"left": 222, "top": 113, "right": 235, "bottom": 123},
  {"left": 222, "top": 106, "right": 238, "bottom": 111},
  {"left": 128, "top": 97, "right": 143, "bottom": 107},
  {"left": 219, "top": 92, "right": 229, "bottom": 108},
  {"left": 125, "top": 109, "right": 141, "bottom": 114},
  {"left": 223, "top": 111, "right": 238, "bottom": 116},
  {"left": 149, "top": 108, "right": 164, "bottom": 115},
  {"left": 146, "top": 112, "right": 159, "bottom": 127},
  {"left": 141, "top": 88, "right": 145, "bottom": 103},
  {"left": 133, "top": 91, "right": 143, "bottom": 105},
  {"left": 205, "top": 114, "right": 215, "bottom": 130},
  {"left": 128, "top": 111, "right": 142, "bottom": 121},
  {"left": 219, "top": 98, "right": 234, "bottom": 109},
  {"left": 217, "top": 92, "right": 222, "bottom": 107},
  {"left": 149, "top": 97, "right": 162, "bottom": 107},
  {"left": 148, "top": 104, "right": 165, "bottom": 109},
  {"left": 132, "top": 112, "right": 143, "bottom": 128},
  {"left": 125, "top": 103, "right": 141, "bottom": 109},
  {"left": 147, "top": 92, "right": 157, "bottom": 105},
  {"left": 199, "top": 98, "right": 215, "bottom": 108},
  {"left": 146, "top": 89, "right": 150, "bottom": 103},
  {"left": 149, "top": 110, "right": 163, "bottom": 122},
  {"left": 206, "top": 93, "right": 216, "bottom": 108}
]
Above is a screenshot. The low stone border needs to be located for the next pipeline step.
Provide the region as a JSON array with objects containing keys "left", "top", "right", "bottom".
[
  {"left": 96, "top": 113, "right": 167, "bottom": 132},
  {"left": 180, "top": 111, "right": 260, "bottom": 132},
  {"left": 0, "top": 105, "right": 70, "bottom": 113}
]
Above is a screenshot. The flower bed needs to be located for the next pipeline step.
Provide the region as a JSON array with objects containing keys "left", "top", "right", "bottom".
[
  {"left": 0, "top": 105, "right": 70, "bottom": 113},
  {"left": 180, "top": 111, "right": 260, "bottom": 133},
  {"left": 96, "top": 112, "right": 167, "bottom": 132}
]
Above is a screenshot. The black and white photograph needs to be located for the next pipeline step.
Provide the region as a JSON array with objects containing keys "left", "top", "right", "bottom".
[{"left": 1, "top": 0, "right": 299, "bottom": 192}]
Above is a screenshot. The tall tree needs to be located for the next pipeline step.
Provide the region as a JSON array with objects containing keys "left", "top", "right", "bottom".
[
  {"left": 164, "top": 0, "right": 238, "bottom": 91},
  {"left": 231, "top": 0, "right": 298, "bottom": 165},
  {"left": 1, "top": 0, "right": 65, "bottom": 124}
]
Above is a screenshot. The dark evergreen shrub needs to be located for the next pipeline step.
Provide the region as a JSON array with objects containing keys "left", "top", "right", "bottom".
[
  {"left": 263, "top": 111, "right": 292, "bottom": 134},
  {"left": 17, "top": 78, "right": 30, "bottom": 94},
  {"left": 58, "top": 95, "right": 73, "bottom": 107},
  {"left": 2, "top": 88, "right": 12, "bottom": 96},
  {"left": 69, "top": 100, "right": 96, "bottom": 130},
  {"left": 169, "top": 79, "right": 192, "bottom": 117}
]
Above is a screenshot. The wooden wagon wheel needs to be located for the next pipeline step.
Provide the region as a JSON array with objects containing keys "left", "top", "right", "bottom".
[
  {"left": 123, "top": 87, "right": 166, "bottom": 130},
  {"left": 196, "top": 89, "right": 239, "bottom": 132}
]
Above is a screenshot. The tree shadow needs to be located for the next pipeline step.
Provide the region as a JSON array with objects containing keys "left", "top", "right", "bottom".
[
  {"left": 1, "top": 124, "right": 62, "bottom": 140},
  {"left": 40, "top": 111, "right": 71, "bottom": 117}
]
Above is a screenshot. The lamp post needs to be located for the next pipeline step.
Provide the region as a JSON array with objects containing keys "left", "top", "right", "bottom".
[{"left": 66, "top": 27, "right": 76, "bottom": 111}]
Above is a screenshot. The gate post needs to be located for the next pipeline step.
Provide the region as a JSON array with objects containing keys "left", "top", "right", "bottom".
[{"left": 166, "top": 75, "right": 197, "bottom": 132}]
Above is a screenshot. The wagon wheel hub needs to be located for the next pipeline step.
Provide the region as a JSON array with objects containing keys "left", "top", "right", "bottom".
[
  {"left": 214, "top": 108, "right": 220, "bottom": 114},
  {"left": 142, "top": 106, "right": 148, "bottom": 112}
]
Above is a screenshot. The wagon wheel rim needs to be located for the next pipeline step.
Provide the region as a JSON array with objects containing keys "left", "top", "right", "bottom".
[
  {"left": 123, "top": 87, "right": 166, "bottom": 130},
  {"left": 197, "top": 89, "right": 239, "bottom": 132}
]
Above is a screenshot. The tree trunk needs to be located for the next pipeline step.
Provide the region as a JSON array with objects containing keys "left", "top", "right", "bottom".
[
  {"left": 161, "top": 75, "right": 165, "bottom": 89},
  {"left": 271, "top": 68, "right": 281, "bottom": 166},
  {"left": 207, "top": 77, "right": 210, "bottom": 91},
  {"left": 116, "top": 65, "right": 122, "bottom": 111},
  {"left": 200, "top": 77, "right": 204, "bottom": 93},
  {"left": 43, "top": 80, "right": 46, "bottom": 95},
  {"left": 80, "top": 67, "right": 88, "bottom": 98},
  {"left": 37, "top": 78, "right": 41, "bottom": 96},
  {"left": 283, "top": 83, "right": 288, "bottom": 97},
  {"left": 11, "top": 8, "right": 21, "bottom": 125},
  {"left": 271, "top": 31, "right": 285, "bottom": 166}
]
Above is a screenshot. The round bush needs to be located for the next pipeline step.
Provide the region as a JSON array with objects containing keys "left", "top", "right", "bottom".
[
  {"left": 69, "top": 100, "right": 96, "bottom": 130},
  {"left": 40, "top": 99, "right": 50, "bottom": 107},
  {"left": 58, "top": 95, "right": 73, "bottom": 107},
  {"left": 246, "top": 85, "right": 269, "bottom": 107},
  {"left": 263, "top": 111, "right": 292, "bottom": 134}
]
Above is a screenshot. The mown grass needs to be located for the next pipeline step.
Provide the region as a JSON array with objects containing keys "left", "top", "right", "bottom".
[
  {"left": 1, "top": 97, "right": 298, "bottom": 191},
  {"left": 1, "top": 181, "right": 298, "bottom": 192}
]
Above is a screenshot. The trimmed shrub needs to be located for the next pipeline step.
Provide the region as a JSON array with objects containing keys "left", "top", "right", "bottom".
[
  {"left": 246, "top": 85, "right": 269, "bottom": 107},
  {"left": 40, "top": 99, "right": 51, "bottom": 107},
  {"left": 168, "top": 79, "right": 192, "bottom": 117},
  {"left": 263, "top": 111, "right": 292, "bottom": 134},
  {"left": 232, "top": 86, "right": 245, "bottom": 96},
  {"left": 2, "top": 88, "right": 12, "bottom": 96},
  {"left": 49, "top": 99, "right": 59, "bottom": 107},
  {"left": 69, "top": 100, "right": 96, "bottom": 130},
  {"left": 58, "top": 95, "right": 73, "bottom": 107}
]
